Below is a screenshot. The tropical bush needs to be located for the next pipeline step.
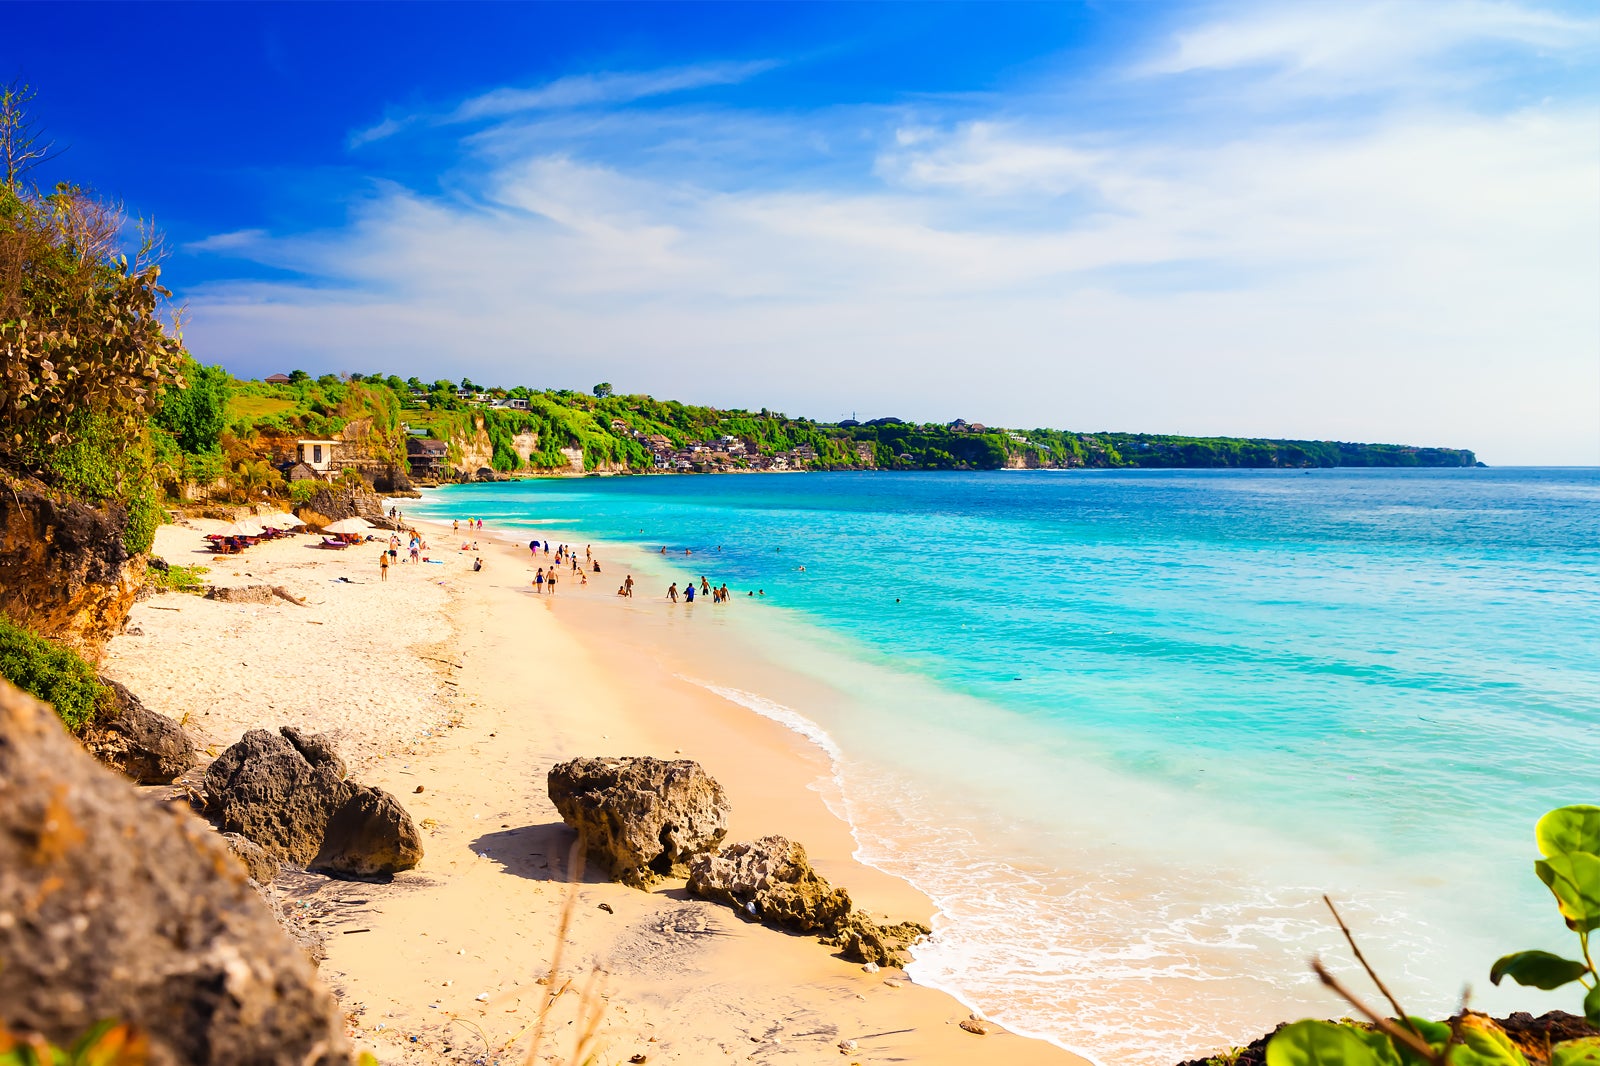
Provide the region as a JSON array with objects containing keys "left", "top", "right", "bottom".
[
  {"left": 0, "top": 614, "right": 111, "bottom": 732},
  {"left": 1259, "top": 805, "right": 1600, "bottom": 1066},
  {"left": 1491, "top": 805, "right": 1600, "bottom": 1021}
]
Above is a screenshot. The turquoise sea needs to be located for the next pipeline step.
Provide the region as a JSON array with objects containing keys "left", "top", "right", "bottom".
[{"left": 411, "top": 469, "right": 1600, "bottom": 1065}]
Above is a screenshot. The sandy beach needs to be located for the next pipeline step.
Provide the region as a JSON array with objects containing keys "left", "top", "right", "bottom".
[{"left": 101, "top": 514, "right": 1084, "bottom": 1066}]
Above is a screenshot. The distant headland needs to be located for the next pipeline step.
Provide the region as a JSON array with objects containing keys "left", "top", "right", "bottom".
[{"left": 225, "top": 372, "right": 1478, "bottom": 490}]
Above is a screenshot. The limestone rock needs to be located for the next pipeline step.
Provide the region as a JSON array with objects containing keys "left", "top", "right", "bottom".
[
  {"left": 81, "top": 679, "right": 197, "bottom": 784},
  {"left": 204, "top": 584, "right": 306, "bottom": 606},
  {"left": 824, "top": 910, "right": 932, "bottom": 969},
  {"left": 0, "top": 474, "right": 146, "bottom": 662},
  {"left": 312, "top": 782, "right": 424, "bottom": 878},
  {"left": 687, "top": 835, "right": 853, "bottom": 933},
  {"left": 223, "top": 832, "right": 280, "bottom": 884},
  {"left": 547, "top": 756, "right": 730, "bottom": 887},
  {"left": 0, "top": 679, "right": 349, "bottom": 1064},
  {"left": 204, "top": 727, "right": 348, "bottom": 867},
  {"left": 204, "top": 727, "right": 421, "bottom": 878}
]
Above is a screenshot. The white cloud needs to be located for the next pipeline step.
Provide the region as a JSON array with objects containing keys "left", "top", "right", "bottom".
[
  {"left": 450, "top": 61, "right": 779, "bottom": 121},
  {"left": 185, "top": 6, "right": 1600, "bottom": 464},
  {"left": 349, "top": 61, "right": 779, "bottom": 148},
  {"left": 1135, "top": 1, "right": 1599, "bottom": 92}
]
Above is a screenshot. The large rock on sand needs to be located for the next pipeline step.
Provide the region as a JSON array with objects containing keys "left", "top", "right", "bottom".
[
  {"left": 688, "top": 834, "right": 931, "bottom": 966},
  {"left": 688, "top": 835, "right": 853, "bottom": 933},
  {"left": 315, "top": 783, "right": 425, "bottom": 879},
  {"left": 548, "top": 756, "right": 730, "bottom": 887},
  {"left": 81, "top": 678, "right": 197, "bottom": 784},
  {"left": 0, "top": 679, "right": 349, "bottom": 1064},
  {"left": 205, "top": 726, "right": 422, "bottom": 878}
]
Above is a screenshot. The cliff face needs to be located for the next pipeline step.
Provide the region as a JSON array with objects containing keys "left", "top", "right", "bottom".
[{"left": 0, "top": 477, "right": 145, "bottom": 663}]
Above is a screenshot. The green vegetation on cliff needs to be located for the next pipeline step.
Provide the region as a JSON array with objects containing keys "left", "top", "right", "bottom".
[
  {"left": 220, "top": 371, "right": 1476, "bottom": 477},
  {"left": 0, "top": 615, "right": 110, "bottom": 733}
]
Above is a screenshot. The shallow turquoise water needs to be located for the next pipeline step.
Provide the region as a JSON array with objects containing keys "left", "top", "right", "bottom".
[{"left": 413, "top": 469, "right": 1600, "bottom": 1062}]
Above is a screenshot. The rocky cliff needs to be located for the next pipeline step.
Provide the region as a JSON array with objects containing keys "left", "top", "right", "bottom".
[{"left": 0, "top": 475, "right": 145, "bottom": 663}]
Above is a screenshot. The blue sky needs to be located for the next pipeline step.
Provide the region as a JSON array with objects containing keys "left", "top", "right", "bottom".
[{"left": 7, "top": 1, "right": 1598, "bottom": 463}]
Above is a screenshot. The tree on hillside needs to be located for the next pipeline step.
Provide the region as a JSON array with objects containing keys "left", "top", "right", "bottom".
[
  {"left": 593, "top": 382, "right": 612, "bottom": 398},
  {"left": 288, "top": 369, "right": 309, "bottom": 384}
]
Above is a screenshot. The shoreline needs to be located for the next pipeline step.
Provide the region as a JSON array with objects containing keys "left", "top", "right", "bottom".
[{"left": 103, "top": 512, "right": 1084, "bottom": 1065}]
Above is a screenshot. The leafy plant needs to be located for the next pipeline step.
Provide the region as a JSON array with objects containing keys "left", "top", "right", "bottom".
[
  {"left": 145, "top": 562, "right": 207, "bottom": 595},
  {"left": 0, "top": 1020, "right": 148, "bottom": 1066},
  {"left": 0, "top": 614, "right": 111, "bottom": 732},
  {"left": 1491, "top": 805, "right": 1600, "bottom": 1022}
]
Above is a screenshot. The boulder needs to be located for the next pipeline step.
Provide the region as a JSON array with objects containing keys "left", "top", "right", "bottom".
[
  {"left": 204, "top": 727, "right": 348, "bottom": 867},
  {"left": 547, "top": 756, "right": 730, "bottom": 887},
  {"left": 204, "top": 726, "right": 422, "bottom": 878},
  {"left": 313, "top": 783, "right": 425, "bottom": 879},
  {"left": 824, "top": 910, "right": 932, "bottom": 969},
  {"left": 0, "top": 678, "right": 350, "bottom": 1064},
  {"left": 81, "top": 679, "right": 197, "bottom": 784},
  {"left": 687, "top": 835, "right": 853, "bottom": 933}
]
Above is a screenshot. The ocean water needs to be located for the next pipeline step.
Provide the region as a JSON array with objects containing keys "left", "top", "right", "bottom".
[{"left": 411, "top": 469, "right": 1600, "bottom": 1064}]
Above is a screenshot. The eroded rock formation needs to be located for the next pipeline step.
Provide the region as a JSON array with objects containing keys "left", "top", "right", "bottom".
[
  {"left": 81, "top": 678, "right": 197, "bottom": 784},
  {"left": 688, "top": 833, "right": 930, "bottom": 966},
  {"left": 547, "top": 756, "right": 731, "bottom": 887},
  {"left": 205, "top": 726, "right": 423, "bottom": 878},
  {"left": 687, "top": 834, "right": 853, "bottom": 933},
  {"left": 0, "top": 475, "right": 144, "bottom": 662},
  {"left": 0, "top": 679, "right": 350, "bottom": 1064}
]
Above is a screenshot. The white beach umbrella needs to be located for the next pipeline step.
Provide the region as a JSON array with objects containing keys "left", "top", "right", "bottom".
[
  {"left": 259, "top": 511, "right": 305, "bottom": 528},
  {"left": 322, "top": 517, "right": 374, "bottom": 535},
  {"left": 221, "top": 517, "right": 266, "bottom": 537}
]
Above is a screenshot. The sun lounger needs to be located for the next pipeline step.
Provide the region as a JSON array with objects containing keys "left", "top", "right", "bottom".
[{"left": 320, "top": 537, "right": 350, "bottom": 550}]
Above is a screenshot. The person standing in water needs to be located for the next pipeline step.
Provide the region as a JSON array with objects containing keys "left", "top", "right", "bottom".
[
  {"left": 685, "top": 582, "right": 696, "bottom": 603},
  {"left": 667, "top": 582, "right": 678, "bottom": 603}
]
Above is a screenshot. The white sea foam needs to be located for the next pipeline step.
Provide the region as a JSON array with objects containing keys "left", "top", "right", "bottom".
[{"left": 675, "top": 674, "right": 1469, "bottom": 1066}]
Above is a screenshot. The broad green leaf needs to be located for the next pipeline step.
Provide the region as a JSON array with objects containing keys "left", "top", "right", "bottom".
[
  {"left": 1553, "top": 1038, "right": 1600, "bottom": 1066},
  {"left": 1451, "top": 1016, "right": 1530, "bottom": 1066},
  {"left": 1586, "top": 982, "right": 1600, "bottom": 1025},
  {"left": 1489, "top": 950, "right": 1590, "bottom": 989},
  {"left": 1267, "top": 1021, "right": 1384, "bottom": 1066},
  {"left": 1352, "top": 1026, "right": 1405, "bottom": 1066},
  {"left": 1538, "top": 806, "right": 1600, "bottom": 858},
  {"left": 1403, "top": 1018, "right": 1453, "bottom": 1045},
  {"left": 1535, "top": 853, "right": 1600, "bottom": 932}
]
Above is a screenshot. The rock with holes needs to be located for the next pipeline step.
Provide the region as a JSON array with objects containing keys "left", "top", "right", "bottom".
[
  {"left": 547, "top": 756, "right": 730, "bottom": 888},
  {"left": 0, "top": 679, "right": 350, "bottom": 1063},
  {"left": 204, "top": 726, "right": 421, "bottom": 877},
  {"left": 687, "top": 835, "right": 854, "bottom": 934},
  {"left": 203, "top": 727, "right": 348, "bottom": 867}
]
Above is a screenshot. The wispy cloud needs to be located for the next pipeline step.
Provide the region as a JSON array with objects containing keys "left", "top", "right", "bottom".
[
  {"left": 348, "top": 60, "right": 779, "bottom": 148},
  {"left": 192, "top": 4, "right": 1600, "bottom": 463},
  {"left": 1133, "top": 0, "right": 1599, "bottom": 93}
]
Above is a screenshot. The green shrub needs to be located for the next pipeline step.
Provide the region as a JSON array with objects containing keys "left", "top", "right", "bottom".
[
  {"left": 0, "top": 616, "right": 111, "bottom": 733},
  {"left": 146, "top": 563, "right": 207, "bottom": 595}
]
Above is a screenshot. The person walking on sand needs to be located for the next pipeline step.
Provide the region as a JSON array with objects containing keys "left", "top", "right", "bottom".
[
  {"left": 547, "top": 568, "right": 557, "bottom": 595},
  {"left": 379, "top": 551, "right": 389, "bottom": 582},
  {"left": 535, "top": 568, "right": 545, "bottom": 593},
  {"left": 623, "top": 574, "right": 633, "bottom": 597},
  {"left": 667, "top": 582, "right": 678, "bottom": 603}
]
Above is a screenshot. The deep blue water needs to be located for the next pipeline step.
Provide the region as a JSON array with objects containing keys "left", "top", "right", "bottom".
[{"left": 412, "top": 469, "right": 1600, "bottom": 1063}]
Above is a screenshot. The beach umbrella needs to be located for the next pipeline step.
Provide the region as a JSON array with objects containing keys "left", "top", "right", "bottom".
[
  {"left": 259, "top": 511, "right": 305, "bottom": 528},
  {"left": 323, "top": 517, "right": 374, "bottom": 535},
  {"left": 221, "top": 517, "right": 266, "bottom": 537}
]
